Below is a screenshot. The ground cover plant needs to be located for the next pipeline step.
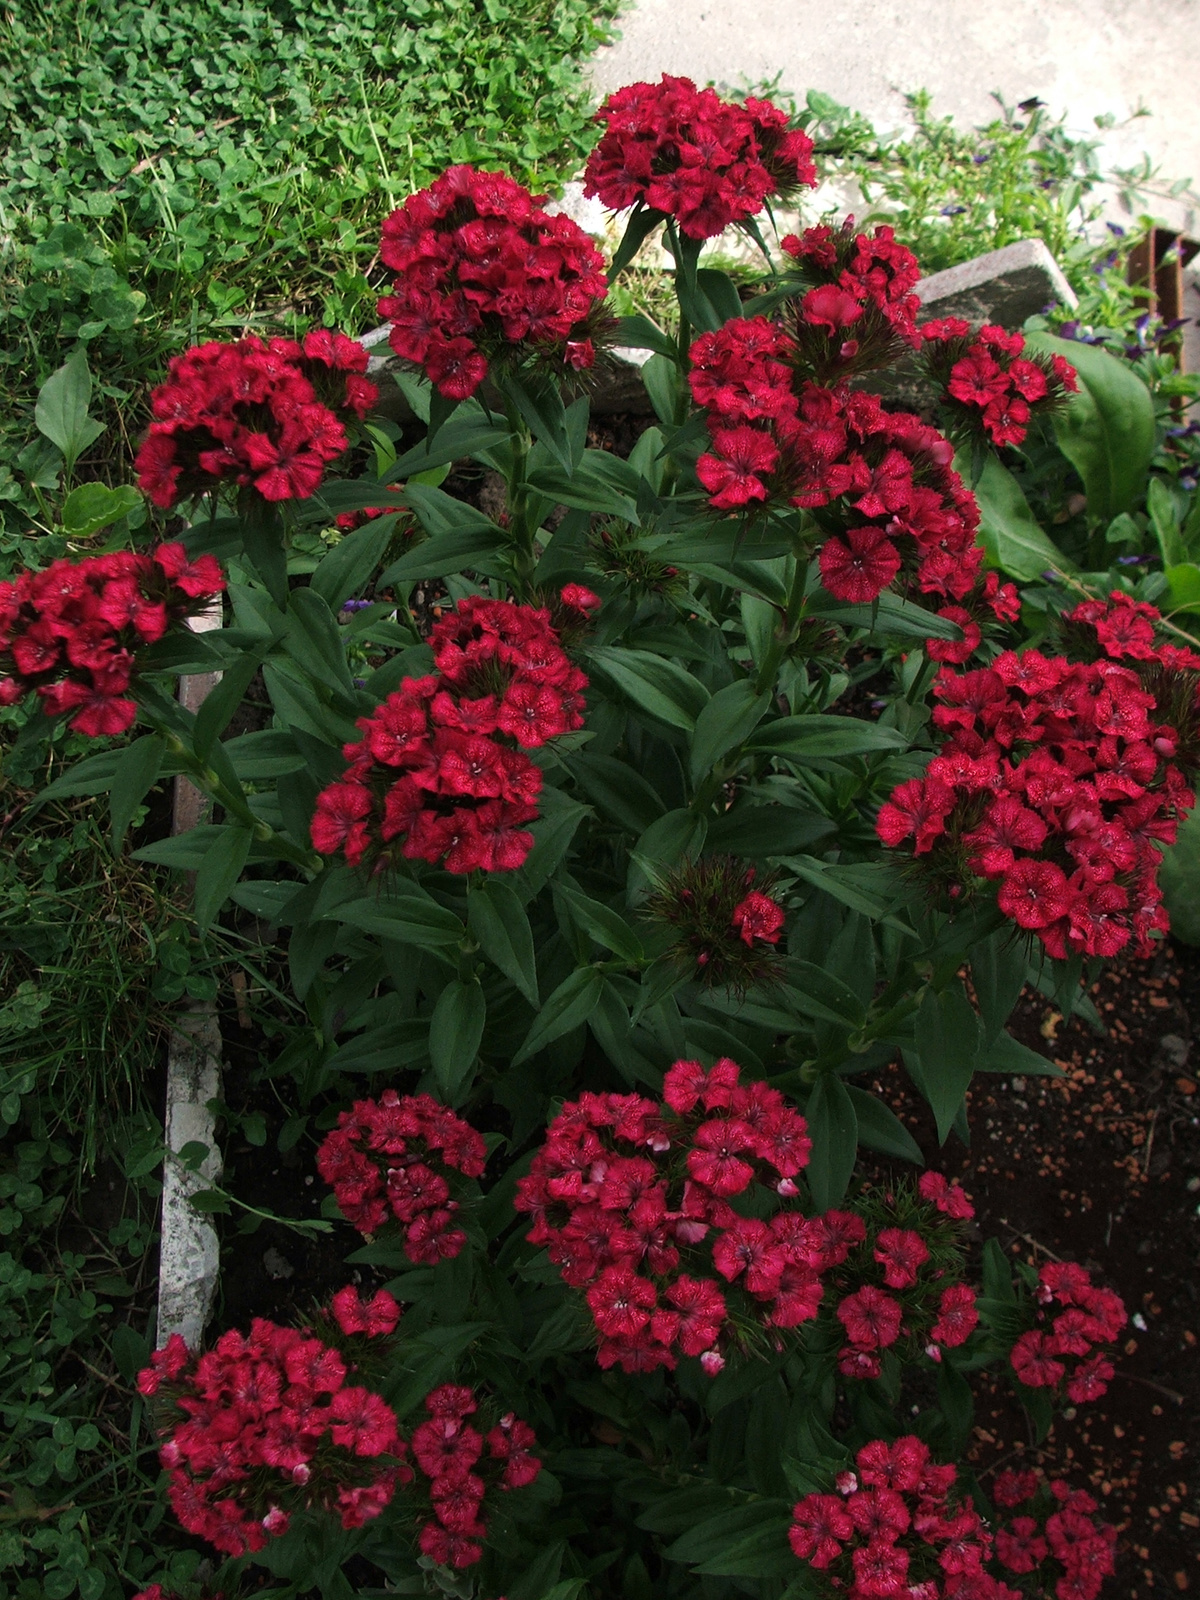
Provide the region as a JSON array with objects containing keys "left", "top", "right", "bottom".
[
  {"left": 0, "top": 0, "right": 620, "bottom": 544},
  {"left": 6, "top": 69, "right": 1199, "bottom": 1600}
]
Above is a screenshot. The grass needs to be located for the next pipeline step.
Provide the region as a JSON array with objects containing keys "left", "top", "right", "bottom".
[{"left": 0, "top": 0, "right": 622, "bottom": 533}]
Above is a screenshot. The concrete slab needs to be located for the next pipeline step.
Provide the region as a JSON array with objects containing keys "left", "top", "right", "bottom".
[{"left": 917, "top": 238, "right": 1078, "bottom": 325}]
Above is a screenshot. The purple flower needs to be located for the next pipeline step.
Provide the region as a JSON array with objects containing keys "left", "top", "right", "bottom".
[
  {"left": 1106, "top": 222, "right": 1126, "bottom": 238},
  {"left": 1116, "top": 555, "right": 1144, "bottom": 565},
  {"left": 342, "top": 598, "right": 373, "bottom": 613},
  {"left": 940, "top": 205, "right": 967, "bottom": 217}
]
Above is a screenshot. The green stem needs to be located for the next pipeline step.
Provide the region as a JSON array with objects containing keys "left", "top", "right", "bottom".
[
  {"left": 753, "top": 552, "right": 809, "bottom": 696},
  {"left": 164, "top": 733, "right": 319, "bottom": 871},
  {"left": 503, "top": 405, "right": 538, "bottom": 599}
]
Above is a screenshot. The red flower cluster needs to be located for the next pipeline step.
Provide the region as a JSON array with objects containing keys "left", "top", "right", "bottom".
[
  {"left": 789, "top": 1435, "right": 1002, "bottom": 1599},
  {"left": 827, "top": 1173, "right": 978, "bottom": 1381},
  {"left": 136, "top": 331, "right": 376, "bottom": 509},
  {"left": 583, "top": 75, "right": 817, "bottom": 239},
  {"left": 409, "top": 1384, "right": 542, "bottom": 1569},
  {"left": 730, "top": 889, "right": 785, "bottom": 945},
  {"left": 516, "top": 1057, "right": 830, "bottom": 1375},
  {"left": 316, "top": 1090, "right": 487, "bottom": 1261},
  {"left": 135, "top": 1289, "right": 405, "bottom": 1556},
  {"left": 689, "top": 327, "right": 981, "bottom": 601},
  {"left": 378, "top": 165, "right": 607, "bottom": 399},
  {"left": 925, "top": 570, "right": 1023, "bottom": 668},
  {"left": 921, "top": 320, "right": 1079, "bottom": 449},
  {"left": 876, "top": 596, "right": 1200, "bottom": 957},
  {"left": 992, "top": 1471, "right": 1117, "bottom": 1600},
  {"left": 0, "top": 543, "right": 224, "bottom": 737},
  {"left": 780, "top": 219, "right": 923, "bottom": 372},
  {"left": 312, "top": 595, "right": 587, "bottom": 875},
  {"left": 1009, "top": 1262, "right": 1126, "bottom": 1404}
]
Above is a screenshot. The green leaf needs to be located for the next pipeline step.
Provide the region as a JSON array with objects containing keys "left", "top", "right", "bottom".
[
  {"left": 557, "top": 884, "right": 644, "bottom": 964},
  {"left": 310, "top": 519, "right": 394, "bottom": 609},
  {"left": 609, "top": 202, "right": 664, "bottom": 277},
  {"left": 936, "top": 1359, "right": 974, "bottom": 1453},
  {"left": 430, "top": 978, "right": 486, "bottom": 1102},
  {"left": 228, "top": 879, "right": 300, "bottom": 921},
  {"left": 781, "top": 856, "right": 909, "bottom": 926},
  {"left": 912, "top": 980, "right": 980, "bottom": 1143},
  {"left": 109, "top": 734, "right": 164, "bottom": 852},
  {"left": 240, "top": 510, "right": 289, "bottom": 609},
  {"left": 1160, "top": 799, "right": 1200, "bottom": 944},
  {"left": 35, "top": 350, "right": 104, "bottom": 470},
  {"left": 805, "top": 1072, "right": 858, "bottom": 1209},
  {"left": 748, "top": 714, "right": 907, "bottom": 760},
  {"left": 567, "top": 751, "right": 666, "bottom": 835},
  {"left": 689, "top": 680, "right": 771, "bottom": 784},
  {"left": 845, "top": 1086, "right": 923, "bottom": 1164},
  {"left": 194, "top": 650, "right": 265, "bottom": 760},
  {"left": 1148, "top": 476, "right": 1188, "bottom": 568},
  {"left": 194, "top": 825, "right": 253, "bottom": 933},
  {"left": 696, "top": 268, "right": 744, "bottom": 327},
  {"left": 513, "top": 967, "right": 603, "bottom": 1064},
  {"left": 496, "top": 370, "right": 575, "bottom": 474},
  {"left": 706, "top": 803, "right": 835, "bottom": 858},
  {"left": 1164, "top": 562, "right": 1200, "bottom": 616},
  {"left": 976, "top": 1030, "right": 1064, "bottom": 1077},
  {"left": 1026, "top": 332, "right": 1156, "bottom": 521},
  {"left": 332, "top": 891, "right": 465, "bottom": 948},
  {"left": 224, "top": 729, "right": 306, "bottom": 780},
  {"left": 378, "top": 521, "right": 505, "bottom": 586},
  {"left": 110, "top": 1322, "right": 151, "bottom": 1384},
  {"left": 628, "top": 807, "right": 707, "bottom": 899},
  {"left": 786, "top": 958, "right": 867, "bottom": 1027},
  {"left": 285, "top": 588, "right": 354, "bottom": 693},
  {"left": 664, "top": 1502, "right": 792, "bottom": 1567},
  {"left": 61, "top": 481, "right": 140, "bottom": 537},
  {"left": 964, "top": 454, "right": 1073, "bottom": 581},
  {"left": 971, "top": 929, "right": 1029, "bottom": 1044},
  {"left": 614, "top": 313, "right": 677, "bottom": 359},
  {"left": 588, "top": 645, "right": 709, "bottom": 731},
  {"left": 467, "top": 879, "right": 539, "bottom": 1004}
]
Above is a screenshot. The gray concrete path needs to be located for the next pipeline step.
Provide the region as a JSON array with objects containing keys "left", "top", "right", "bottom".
[{"left": 589, "top": 0, "right": 1200, "bottom": 235}]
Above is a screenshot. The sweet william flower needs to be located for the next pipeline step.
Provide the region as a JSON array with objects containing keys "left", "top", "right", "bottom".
[{"left": 730, "top": 889, "right": 785, "bottom": 946}]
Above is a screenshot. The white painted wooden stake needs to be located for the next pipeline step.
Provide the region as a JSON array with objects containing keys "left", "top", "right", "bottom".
[{"left": 156, "top": 598, "right": 224, "bottom": 1349}]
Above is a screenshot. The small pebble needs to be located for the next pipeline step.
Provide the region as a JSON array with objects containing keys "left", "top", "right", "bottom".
[{"left": 263, "top": 1247, "right": 294, "bottom": 1280}]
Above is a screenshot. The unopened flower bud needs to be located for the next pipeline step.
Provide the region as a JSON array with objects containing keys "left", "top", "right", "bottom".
[
  {"left": 777, "top": 1177, "right": 799, "bottom": 1197},
  {"left": 699, "top": 1349, "right": 725, "bottom": 1376},
  {"left": 835, "top": 1471, "right": 858, "bottom": 1496}
]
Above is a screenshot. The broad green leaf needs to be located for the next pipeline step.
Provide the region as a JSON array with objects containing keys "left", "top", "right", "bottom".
[
  {"left": 976, "top": 1030, "right": 1064, "bottom": 1077},
  {"left": 224, "top": 729, "right": 306, "bottom": 779},
  {"left": 109, "top": 734, "right": 164, "bottom": 852},
  {"left": 785, "top": 958, "right": 867, "bottom": 1027},
  {"left": 194, "top": 650, "right": 264, "bottom": 759},
  {"left": 496, "top": 370, "right": 576, "bottom": 474},
  {"left": 228, "top": 879, "right": 300, "bottom": 921},
  {"left": 936, "top": 1359, "right": 974, "bottom": 1453},
  {"left": 781, "top": 857, "right": 910, "bottom": 927},
  {"left": 845, "top": 1086, "right": 923, "bottom": 1165},
  {"left": 706, "top": 804, "right": 834, "bottom": 858},
  {"left": 748, "top": 715, "right": 907, "bottom": 760},
  {"left": 628, "top": 807, "right": 707, "bottom": 900},
  {"left": 512, "top": 967, "right": 604, "bottom": 1064},
  {"left": 664, "top": 1501, "right": 792, "bottom": 1567},
  {"left": 467, "top": 879, "right": 539, "bottom": 1005},
  {"left": 1148, "top": 476, "right": 1188, "bottom": 568},
  {"left": 804, "top": 590, "right": 968, "bottom": 640},
  {"left": 805, "top": 1072, "right": 858, "bottom": 1209},
  {"left": 609, "top": 202, "right": 664, "bottom": 277},
  {"left": 567, "top": 752, "right": 666, "bottom": 835},
  {"left": 613, "top": 313, "right": 677, "bottom": 359},
  {"left": 310, "top": 518, "right": 394, "bottom": 609},
  {"left": 35, "top": 749, "right": 126, "bottom": 804},
  {"left": 912, "top": 980, "right": 980, "bottom": 1143},
  {"left": 966, "top": 454, "right": 1073, "bottom": 581},
  {"left": 430, "top": 978, "right": 486, "bottom": 1102},
  {"left": 1026, "top": 332, "right": 1156, "bottom": 521},
  {"left": 689, "top": 680, "right": 771, "bottom": 784},
  {"left": 557, "top": 884, "right": 644, "bottom": 964},
  {"left": 332, "top": 891, "right": 465, "bottom": 947},
  {"left": 513, "top": 792, "right": 590, "bottom": 899},
  {"left": 1160, "top": 800, "right": 1200, "bottom": 944},
  {"left": 589, "top": 645, "right": 710, "bottom": 731},
  {"left": 1164, "top": 562, "right": 1200, "bottom": 615},
  {"left": 285, "top": 588, "right": 354, "bottom": 693},
  {"left": 35, "top": 350, "right": 104, "bottom": 470},
  {"left": 194, "top": 825, "right": 253, "bottom": 933},
  {"left": 971, "top": 929, "right": 1029, "bottom": 1044},
  {"left": 61, "top": 481, "right": 140, "bottom": 537}
]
